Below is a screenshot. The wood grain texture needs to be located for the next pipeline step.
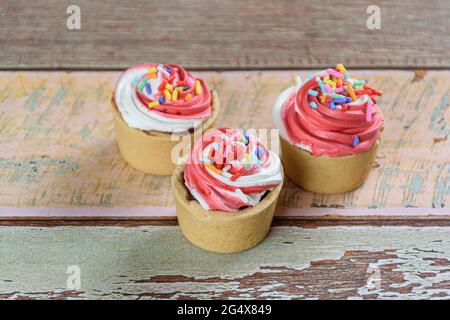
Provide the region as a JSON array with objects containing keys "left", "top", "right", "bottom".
[
  {"left": 1, "top": 225, "right": 450, "bottom": 299},
  {"left": 4, "top": 217, "right": 450, "bottom": 228},
  {"left": 0, "top": 0, "right": 449, "bottom": 70},
  {"left": 0, "top": 70, "right": 448, "bottom": 220}
]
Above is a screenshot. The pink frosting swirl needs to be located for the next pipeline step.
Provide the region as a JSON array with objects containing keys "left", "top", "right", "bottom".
[
  {"left": 280, "top": 67, "right": 384, "bottom": 156},
  {"left": 134, "top": 64, "right": 211, "bottom": 118},
  {"left": 114, "top": 64, "right": 214, "bottom": 133},
  {"left": 184, "top": 128, "right": 283, "bottom": 212}
]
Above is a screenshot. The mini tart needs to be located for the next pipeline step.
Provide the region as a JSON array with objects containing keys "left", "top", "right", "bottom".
[
  {"left": 111, "top": 91, "right": 219, "bottom": 175},
  {"left": 281, "top": 136, "right": 379, "bottom": 194},
  {"left": 274, "top": 64, "right": 384, "bottom": 194},
  {"left": 171, "top": 165, "right": 283, "bottom": 253}
]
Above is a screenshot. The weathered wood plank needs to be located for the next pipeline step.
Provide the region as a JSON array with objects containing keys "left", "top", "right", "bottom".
[
  {"left": 4, "top": 217, "right": 450, "bottom": 228},
  {"left": 1, "top": 225, "right": 450, "bottom": 299},
  {"left": 0, "top": 70, "right": 448, "bottom": 221},
  {"left": 0, "top": 0, "right": 449, "bottom": 69}
]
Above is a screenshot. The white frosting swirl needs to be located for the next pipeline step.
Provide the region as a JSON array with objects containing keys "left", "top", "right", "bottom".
[
  {"left": 114, "top": 64, "right": 211, "bottom": 133},
  {"left": 183, "top": 128, "right": 283, "bottom": 212}
]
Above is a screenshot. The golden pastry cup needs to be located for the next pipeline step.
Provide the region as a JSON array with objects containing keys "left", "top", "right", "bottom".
[
  {"left": 171, "top": 165, "right": 283, "bottom": 253},
  {"left": 111, "top": 91, "right": 219, "bottom": 176},
  {"left": 280, "top": 136, "right": 379, "bottom": 194}
]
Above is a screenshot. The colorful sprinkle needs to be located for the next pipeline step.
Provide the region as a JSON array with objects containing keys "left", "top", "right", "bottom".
[
  {"left": 165, "top": 83, "right": 173, "bottom": 92},
  {"left": 320, "top": 94, "right": 327, "bottom": 104},
  {"left": 308, "top": 89, "right": 318, "bottom": 96},
  {"left": 330, "top": 101, "right": 335, "bottom": 110},
  {"left": 164, "top": 90, "right": 171, "bottom": 101},
  {"left": 364, "top": 85, "right": 382, "bottom": 96},
  {"left": 250, "top": 152, "right": 261, "bottom": 165},
  {"left": 184, "top": 93, "right": 192, "bottom": 101},
  {"left": 355, "top": 89, "right": 372, "bottom": 95},
  {"left": 172, "top": 89, "right": 178, "bottom": 101},
  {"left": 256, "top": 146, "right": 264, "bottom": 159},
  {"left": 145, "top": 83, "right": 152, "bottom": 95},
  {"left": 316, "top": 77, "right": 326, "bottom": 94},
  {"left": 347, "top": 84, "right": 357, "bottom": 101},
  {"left": 333, "top": 98, "right": 347, "bottom": 104},
  {"left": 195, "top": 80, "right": 202, "bottom": 95},
  {"left": 331, "top": 93, "right": 345, "bottom": 99},
  {"left": 353, "top": 80, "right": 366, "bottom": 87},
  {"left": 186, "top": 77, "right": 195, "bottom": 87},
  {"left": 148, "top": 101, "right": 159, "bottom": 108},
  {"left": 366, "top": 100, "right": 373, "bottom": 122},
  {"left": 158, "top": 65, "right": 170, "bottom": 77},
  {"left": 159, "top": 96, "right": 165, "bottom": 104},
  {"left": 148, "top": 72, "right": 157, "bottom": 79},
  {"left": 158, "top": 81, "right": 167, "bottom": 92},
  {"left": 326, "top": 68, "right": 343, "bottom": 78},
  {"left": 310, "top": 102, "right": 318, "bottom": 109},
  {"left": 353, "top": 135, "right": 360, "bottom": 147},
  {"left": 138, "top": 79, "right": 147, "bottom": 92},
  {"left": 204, "top": 163, "right": 222, "bottom": 175},
  {"left": 336, "top": 63, "right": 347, "bottom": 74}
]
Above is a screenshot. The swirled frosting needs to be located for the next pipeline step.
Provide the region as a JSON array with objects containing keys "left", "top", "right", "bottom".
[
  {"left": 273, "top": 64, "right": 383, "bottom": 156},
  {"left": 114, "top": 64, "right": 212, "bottom": 133},
  {"left": 184, "top": 128, "right": 283, "bottom": 212}
]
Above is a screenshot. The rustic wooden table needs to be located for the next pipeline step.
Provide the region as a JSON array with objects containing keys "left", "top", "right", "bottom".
[{"left": 0, "top": 1, "right": 449, "bottom": 299}]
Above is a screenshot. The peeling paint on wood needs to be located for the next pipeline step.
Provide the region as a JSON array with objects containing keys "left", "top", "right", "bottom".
[
  {"left": 0, "top": 70, "right": 448, "bottom": 219},
  {"left": 1, "top": 226, "right": 450, "bottom": 299}
]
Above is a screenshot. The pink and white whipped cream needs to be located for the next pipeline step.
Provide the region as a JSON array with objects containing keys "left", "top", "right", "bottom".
[
  {"left": 273, "top": 64, "right": 384, "bottom": 157},
  {"left": 184, "top": 128, "right": 283, "bottom": 212},
  {"left": 114, "top": 64, "right": 212, "bottom": 133}
]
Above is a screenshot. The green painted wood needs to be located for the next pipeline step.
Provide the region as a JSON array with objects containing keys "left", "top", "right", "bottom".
[{"left": 1, "top": 226, "right": 450, "bottom": 299}]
